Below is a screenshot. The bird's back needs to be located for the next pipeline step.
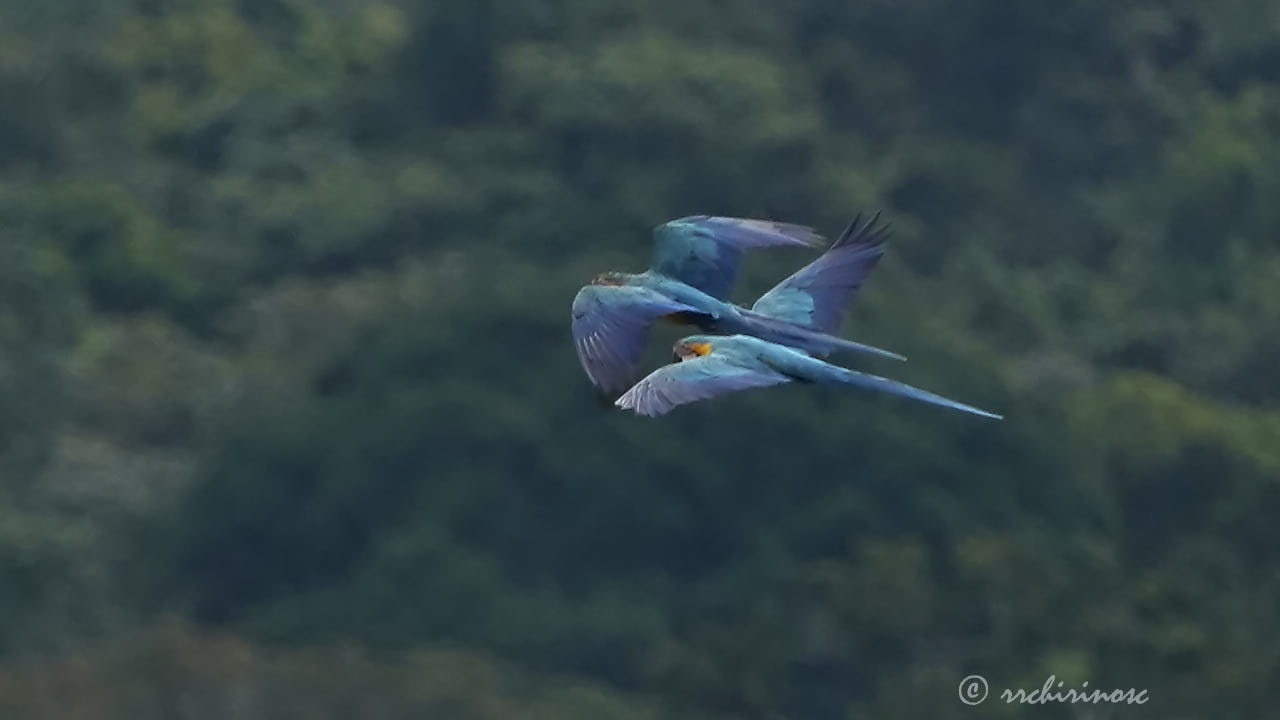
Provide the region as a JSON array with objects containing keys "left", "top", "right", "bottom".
[{"left": 632, "top": 272, "right": 734, "bottom": 317}]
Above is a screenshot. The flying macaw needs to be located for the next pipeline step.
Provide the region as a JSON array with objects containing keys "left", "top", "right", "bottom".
[
  {"left": 616, "top": 334, "right": 1002, "bottom": 419},
  {"left": 572, "top": 214, "right": 904, "bottom": 394}
]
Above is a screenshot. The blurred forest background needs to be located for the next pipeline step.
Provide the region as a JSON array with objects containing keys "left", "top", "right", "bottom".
[{"left": 2, "top": 0, "right": 1279, "bottom": 718}]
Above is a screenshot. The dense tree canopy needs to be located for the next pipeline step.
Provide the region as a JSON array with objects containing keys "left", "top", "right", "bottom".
[{"left": 1, "top": 0, "right": 1278, "bottom": 717}]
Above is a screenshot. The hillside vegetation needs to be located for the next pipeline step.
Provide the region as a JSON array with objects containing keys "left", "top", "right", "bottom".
[{"left": 1, "top": 1, "right": 1278, "bottom": 717}]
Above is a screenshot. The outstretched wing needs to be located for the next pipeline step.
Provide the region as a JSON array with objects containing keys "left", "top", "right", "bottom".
[
  {"left": 571, "top": 285, "right": 703, "bottom": 394},
  {"left": 650, "top": 216, "right": 824, "bottom": 300},
  {"left": 833, "top": 367, "right": 1003, "bottom": 420},
  {"left": 751, "top": 213, "right": 890, "bottom": 334},
  {"left": 615, "top": 354, "right": 791, "bottom": 417}
]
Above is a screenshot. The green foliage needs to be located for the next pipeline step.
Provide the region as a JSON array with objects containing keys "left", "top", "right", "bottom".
[
  {"left": 0, "top": 622, "right": 659, "bottom": 720},
  {"left": 1, "top": 0, "right": 1278, "bottom": 717}
]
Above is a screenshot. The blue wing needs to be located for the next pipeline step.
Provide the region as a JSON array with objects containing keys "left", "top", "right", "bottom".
[
  {"left": 650, "top": 216, "right": 824, "bottom": 300},
  {"left": 751, "top": 213, "right": 889, "bottom": 334},
  {"left": 571, "top": 285, "right": 704, "bottom": 394},
  {"left": 615, "top": 354, "right": 791, "bottom": 417},
  {"left": 831, "top": 366, "right": 1004, "bottom": 420}
]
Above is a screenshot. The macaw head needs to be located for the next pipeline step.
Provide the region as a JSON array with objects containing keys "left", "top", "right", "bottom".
[
  {"left": 592, "top": 271, "right": 627, "bottom": 286},
  {"left": 672, "top": 336, "right": 715, "bottom": 362}
]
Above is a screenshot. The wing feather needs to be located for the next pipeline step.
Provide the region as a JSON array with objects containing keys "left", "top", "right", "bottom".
[
  {"left": 751, "top": 213, "right": 889, "bottom": 333},
  {"left": 650, "top": 216, "right": 824, "bottom": 300},
  {"left": 571, "top": 285, "right": 703, "bottom": 394},
  {"left": 615, "top": 353, "right": 791, "bottom": 417}
]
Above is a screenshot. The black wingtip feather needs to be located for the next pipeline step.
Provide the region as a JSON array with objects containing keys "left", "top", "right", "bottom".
[{"left": 833, "top": 211, "right": 892, "bottom": 250}]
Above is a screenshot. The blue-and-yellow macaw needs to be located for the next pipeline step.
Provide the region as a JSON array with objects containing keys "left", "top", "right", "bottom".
[
  {"left": 572, "top": 214, "right": 904, "bottom": 394},
  {"left": 616, "top": 334, "right": 1002, "bottom": 419}
]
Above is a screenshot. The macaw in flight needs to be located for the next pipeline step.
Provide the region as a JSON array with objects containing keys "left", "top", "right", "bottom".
[
  {"left": 572, "top": 214, "right": 903, "bottom": 394},
  {"left": 616, "top": 334, "right": 1002, "bottom": 420}
]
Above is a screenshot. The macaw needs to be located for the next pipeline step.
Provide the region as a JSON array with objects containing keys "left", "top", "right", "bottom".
[
  {"left": 572, "top": 214, "right": 904, "bottom": 394},
  {"left": 616, "top": 334, "right": 1002, "bottom": 419}
]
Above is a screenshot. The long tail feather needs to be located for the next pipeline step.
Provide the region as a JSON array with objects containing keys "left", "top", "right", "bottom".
[
  {"left": 832, "top": 366, "right": 1003, "bottom": 420},
  {"left": 738, "top": 311, "right": 907, "bottom": 361}
]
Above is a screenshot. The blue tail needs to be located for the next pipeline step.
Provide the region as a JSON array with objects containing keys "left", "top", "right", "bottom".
[
  {"left": 831, "top": 366, "right": 1003, "bottom": 420},
  {"left": 738, "top": 310, "right": 907, "bottom": 362}
]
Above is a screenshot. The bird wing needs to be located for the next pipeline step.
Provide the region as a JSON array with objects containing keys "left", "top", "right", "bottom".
[
  {"left": 571, "top": 284, "right": 703, "bottom": 394},
  {"left": 615, "top": 353, "right": 791, "bottom": 417},
  {"left": 751, "top": 212, "right": 889, "bottom": 334},
  {"left": 650, "top": 216, "right": 824, "bottom": 300},
  {"left": 830, "top": 366, "right": 1004, "bottom": 420}
]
